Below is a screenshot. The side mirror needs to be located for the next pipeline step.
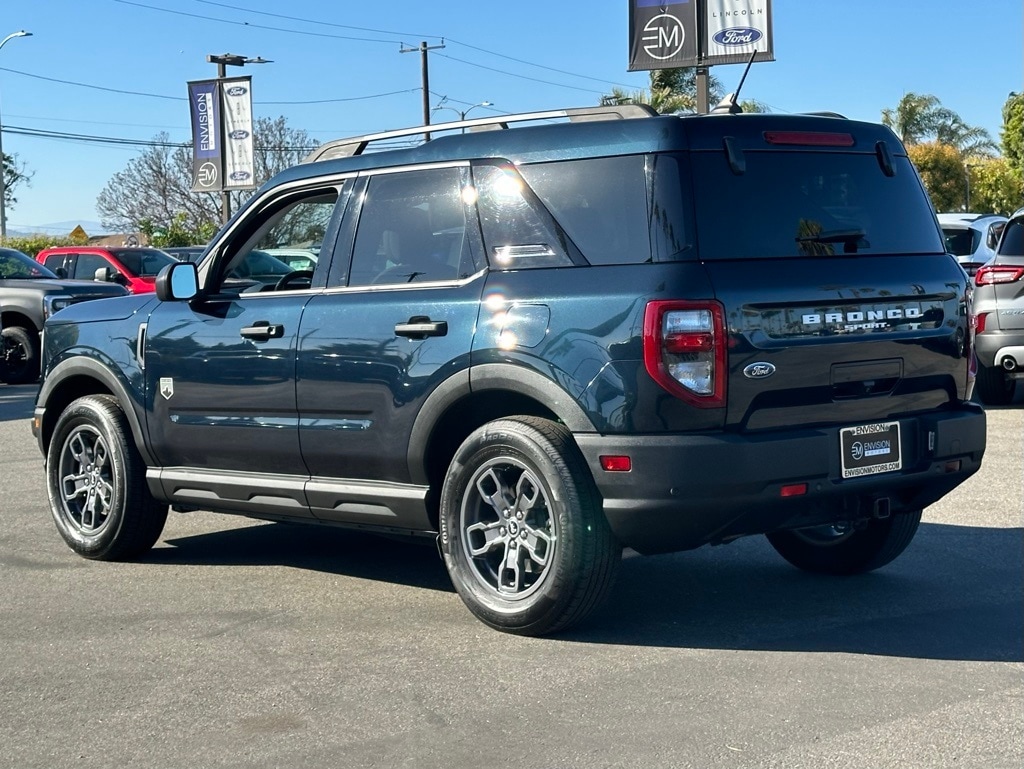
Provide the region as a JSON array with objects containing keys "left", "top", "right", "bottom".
[
  {"left": 155, "top": 261, "right": 199, "bottom": 301},
  {"left": 94, "top": 266, "right": 115, "bottom": 283},
  {"left": 54, "top": 267, "right": 68, "bottom": 279}
]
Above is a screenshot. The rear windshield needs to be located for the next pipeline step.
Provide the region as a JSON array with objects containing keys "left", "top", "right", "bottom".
[
  {"left": 690, "top": 152, "right": 944, "bottom": 259},
  {"left": 111, "top": 248, "right": 177, "bottom": 277},
  {"left": 941, "top": 227, "right": 977, "bottom": 257},
  {"left": 998, "top": 220, "right": 1024, "bottom": 256}
]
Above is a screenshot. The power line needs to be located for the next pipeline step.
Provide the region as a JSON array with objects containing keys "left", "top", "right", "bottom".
[
  {"left": 3, "top": 125, "right": 316, "bottom": 152},
  {"left": 190, "top": 0, "right": 441, "bottom": 41},
  {"left": 0, "top": 66, "right": 417, "bottom": 106},
  {"left": 434, "top": 53, "right": 606, "bottom": 96},
  {"left": 114, "top": 0, "right": 404, "bottom": 45},
  {"left": 184, "top": 0, "right": 637, "bottom": 89}
]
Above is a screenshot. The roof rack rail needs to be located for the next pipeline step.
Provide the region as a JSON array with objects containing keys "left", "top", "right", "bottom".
[{"left": 303, "top": 104, "right": 658, "bottom": 164}]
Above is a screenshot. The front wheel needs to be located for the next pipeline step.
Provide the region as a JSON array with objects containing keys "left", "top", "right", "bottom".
[
  {"left": 46, "top": 394, "right": 168, "bottom": 560},
  {"left": 1, "top": 325, "right": 40, "bottom": 384},
  {"left": 439, "top": 417, "right": 621, "bottom": 636},
  {"left": 766, "top": 510, "right": 922, "bottom": 575}
]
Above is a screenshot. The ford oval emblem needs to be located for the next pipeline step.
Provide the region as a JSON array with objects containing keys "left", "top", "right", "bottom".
[
  {"left": 226, "top": 86, "right": 248, "bottom": 97},
  {"left": 229, "top": 171, "right": 251, "bottom": 182},
  {"left": 713, "top": 27, "right": 763, "bottom": 46},
  {"left": 743, "top": 362, "right": 776, "bottom": 379},
  {"left": 228, "top": 130, "right": 250, "bottom": 140}
]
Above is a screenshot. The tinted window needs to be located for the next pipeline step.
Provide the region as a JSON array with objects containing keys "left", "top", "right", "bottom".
[
  {"left": 519, "top": 156, "right": 651, "bottom": 265},
  {"left": 110, "top": 248, "right": 176, "bottom": 277},
  {"left": 0, "top": 247, "right": 57, "bottom": 278},
  {"left": 942, "top": 228, "right": 973, "bottom": 256},
  {"left": 998, "top": 220, "right": 1024, "bottom": 256},
  {"left": 349, "top": 168, "right": 468, "bottom": 286},
  {"left": 74, "top": 254, "right": 113, "bottom": 280},
  {"left": 691, "top": 153, "right": 945, "bottom": 259},
  {"left": 473, "top": 164, "right": 574, "bottom": 270}
]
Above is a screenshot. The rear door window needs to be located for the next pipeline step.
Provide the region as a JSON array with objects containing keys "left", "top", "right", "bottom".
[
  {"left": 691, "top": 152, "right": 944, "bottom": 259},
  {"left": 518, "top": 155, "right": 652, "bottom": 265}
]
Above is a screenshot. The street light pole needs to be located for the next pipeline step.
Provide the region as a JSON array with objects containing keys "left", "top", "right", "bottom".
[
  {"left": 432, "top": 100, "right": 493, "bottom": 133},
  {"left": 0, "top": 30, "right": 32, "bottom": 240},
  {"left": 206, "top": 53, "right": 269, "bottom": 225}
]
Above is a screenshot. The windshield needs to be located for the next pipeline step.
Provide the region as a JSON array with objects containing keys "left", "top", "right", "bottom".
[
  {"left": 111, "top": 248, "right": 177, "bottom": 277},
  {"left": 941, "top": 227, "right": 978, "bottom": 257},
  {"left": 0, "top": 247, "right": 59, "bottom": 279},
  {"left": 690, "top": 152, "right": 945, "bottom": 259}
]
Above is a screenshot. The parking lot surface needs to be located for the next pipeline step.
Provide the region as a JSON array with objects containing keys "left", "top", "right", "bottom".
[{"left": 1, "top": 383, "right": 1021, "bottom": 768}]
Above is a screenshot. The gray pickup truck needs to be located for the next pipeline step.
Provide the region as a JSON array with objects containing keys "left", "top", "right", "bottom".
[{"left": 1, "top": 246, "right": 127, "bottom": 384}]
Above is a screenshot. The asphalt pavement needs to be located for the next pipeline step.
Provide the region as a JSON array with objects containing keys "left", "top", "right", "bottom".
[{"left": 0, "top": 383, "right": 1020, "bottom": 769}]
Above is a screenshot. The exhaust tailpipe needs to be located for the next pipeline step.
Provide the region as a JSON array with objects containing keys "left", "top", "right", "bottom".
[{"left": 1002, "top": 356, "right": 1017, "bottom": 372}]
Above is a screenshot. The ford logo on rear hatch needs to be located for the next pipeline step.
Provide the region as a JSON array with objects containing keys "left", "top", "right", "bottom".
[
  {"left": 228, "top": 130, "right": 250, "bottom": 140},
  {"left": 743, "top": 362, "right": 776, "bottom": 379},
  {"left": 713, "top": 27, "right": 763, "bottom": 46},
  {"left": 226, "top": 86, "right": 248, "bottom": 97}
]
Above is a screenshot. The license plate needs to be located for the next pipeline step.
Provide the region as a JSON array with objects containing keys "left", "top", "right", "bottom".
[{"left": 839, "top": 421, "right": 902, "bottom": 479}]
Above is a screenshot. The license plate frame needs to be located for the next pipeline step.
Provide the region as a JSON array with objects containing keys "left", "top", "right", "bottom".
[{"left": 839, "top": 421, "right": 902, "bottom": 479}]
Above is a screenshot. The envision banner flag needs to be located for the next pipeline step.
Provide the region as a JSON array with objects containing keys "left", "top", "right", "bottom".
[
  {"left": 628, "top": 0, "right": 699, "bottom": 71},
  {"left": 220, "top": 76, "right": 256, "bottom": 190},
  {"left": 188, "top": 79, "right": 222, "bottom": 192},
  {"left": 704, "top": 0, "right": 774, "bottom": 66}
]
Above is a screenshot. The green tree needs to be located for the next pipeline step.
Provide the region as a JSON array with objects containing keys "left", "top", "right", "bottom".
[
  {"left": 1001, "top": 92, "right": 1024, "bottom": 176},
  {"left": 97, "top": 116, "right": 317, "bottom": 239},
  {"left": 908, "top": 142, "right": 966, "bottom": 212},
  {"left": 968, "top": 158, "right": 1022, "bottom": 216},
  {"left": 601, "top": 68, "right": 767, "bottom": 114},
  {"left": 2, "top": 151, "right": 32, "bottom": 214},
  {"left": 882, "top": 92, "right": 996, "bottom": 157}
]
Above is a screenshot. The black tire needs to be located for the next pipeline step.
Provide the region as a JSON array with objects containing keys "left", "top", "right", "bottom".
[
  {"left": 439, "top": 416, "right": 621, "bottom": 636},
  {"left": 45, "top": 394, "right": 167, "bottom": 560},
  {"left": 766, "top": 510, "right": 922, "bottom": 576},
  {"left": 974, "top": 362, "right": 1016, "bottom": 406},
  {"left": 1, "top": 325, "right": 40, "bottom": 384}
]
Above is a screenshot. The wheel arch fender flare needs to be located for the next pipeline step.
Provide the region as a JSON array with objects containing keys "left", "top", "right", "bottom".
[
  {"left": 37, "top": 357, "right": 155, "bottom": 467},
  {"left": 406, "top": 363, "right": 596, "bottom": 485}
]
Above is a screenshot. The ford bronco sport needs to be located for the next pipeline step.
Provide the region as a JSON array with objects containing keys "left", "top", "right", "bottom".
[{"left": 32, "top": 105, "right": 985, "bottom": 635}]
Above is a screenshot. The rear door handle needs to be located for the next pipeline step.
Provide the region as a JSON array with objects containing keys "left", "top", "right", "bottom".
[
  {"left": 240, "top": 321, "right": 284, "bottom": 340},
  {"left": 395, "top": 316, "right": 448, "bottom": 339}
]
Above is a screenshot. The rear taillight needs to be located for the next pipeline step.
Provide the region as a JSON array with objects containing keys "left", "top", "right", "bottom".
[
  {"left": 974, "top": 265, "right": 1024, "bottom": 286},
  {"left": 643, "top": 301, "right": 726, "bottom": 408}
]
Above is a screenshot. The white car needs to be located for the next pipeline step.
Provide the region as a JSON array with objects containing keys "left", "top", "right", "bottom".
[{"left": 937, "top": 213, "right": 1008, "bottom": 277}]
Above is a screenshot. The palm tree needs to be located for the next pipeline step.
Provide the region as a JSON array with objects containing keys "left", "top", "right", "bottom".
[
  {"left": 882, "top": 92, "right": 995, "bottom": 157},
  {"left": 601, "top": 67, "right": 767, "bottom": 114}
]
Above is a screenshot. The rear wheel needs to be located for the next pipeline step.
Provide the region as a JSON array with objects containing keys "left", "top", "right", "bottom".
[
  {"left": 440, "top": 416, "right": 621, "bottom": 636},
  {"left": 1, "top": 325, "right": 40, "bottom": 384},
  {"left": 766, "top": 510, "right": 922, "bottom": 575},
  {"left": 974, "top": 362, "right": 1016, "bottom": 406},
  {"left": 46, "top": 394, "right": 167, "bottom": 560}
]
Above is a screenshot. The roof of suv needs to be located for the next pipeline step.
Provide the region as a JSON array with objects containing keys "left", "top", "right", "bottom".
[{"left": 279, "top": 109, "right": 903, "bottom": 187}]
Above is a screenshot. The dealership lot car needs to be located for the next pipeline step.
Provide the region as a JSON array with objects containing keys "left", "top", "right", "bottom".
[
  {"left": 37, "top": 246, "right": 178, "bottom": 294},
  {"left": 32, "top": 106, "right": 985, "bottom": 635},
  {"left": 972, "top": 209, "right": 1024, "bottom": 404},
  {"left": 937, "top": 213, "right": 1008, "bottom": 278}
]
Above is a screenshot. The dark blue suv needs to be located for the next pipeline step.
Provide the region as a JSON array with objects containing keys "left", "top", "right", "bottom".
[{"left": 33, "top": 106, "right": 985, "bottom": 635}]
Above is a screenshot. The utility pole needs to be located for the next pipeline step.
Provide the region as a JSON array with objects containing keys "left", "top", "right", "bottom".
[
  {"left": 206, "top": 53, "right": 269, "bottom": 225},
  {"left": 400, "top": 40, "right": 445, "bottom": 141},
  {"left": 0, "top": 30, "right": 31, "bottom": 240}
]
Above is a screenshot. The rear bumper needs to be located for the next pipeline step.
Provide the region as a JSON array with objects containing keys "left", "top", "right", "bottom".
[
  {"left": 975, "top": 331, "right": 1024, "bottom": 369},
  {"left": 575, "top": 404, "right": 986, "bottom": 554}
]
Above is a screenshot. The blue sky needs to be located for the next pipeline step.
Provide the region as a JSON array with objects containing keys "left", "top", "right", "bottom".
[{"left": 1, "top": 0, "right": 1021, "bottom": 232}]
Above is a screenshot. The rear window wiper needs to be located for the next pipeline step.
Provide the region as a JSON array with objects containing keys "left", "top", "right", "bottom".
[{"left": 796, "top": 228, "right": 869, "bottom": 253}]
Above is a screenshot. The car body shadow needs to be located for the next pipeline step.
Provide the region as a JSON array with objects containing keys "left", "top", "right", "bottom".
[
  {"left": 153, "top": 521, "right": 454, "bottom": 593},
  {"left": 153, "top": 519, "right": 1021, "bottom": 662},
  {"left": 569, "top": 522, "right": 1023, "bottom": 662}
]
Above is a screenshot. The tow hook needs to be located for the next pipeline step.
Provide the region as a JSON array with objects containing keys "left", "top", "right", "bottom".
[{"left": 872, "top": 497, "right": 892, "bottom": 520}]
